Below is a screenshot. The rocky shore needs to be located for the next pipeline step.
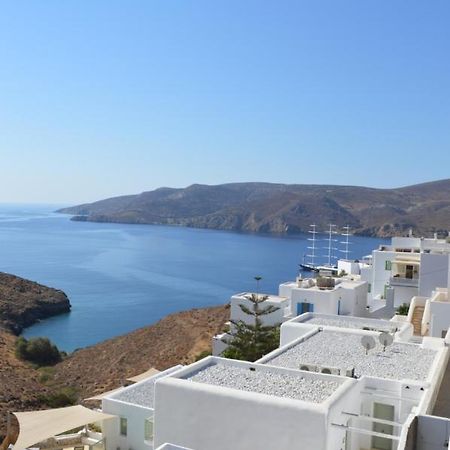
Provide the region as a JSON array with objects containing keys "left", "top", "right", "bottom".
[{"left": 0, "top": 272, "right": 71, "bottom": 334}]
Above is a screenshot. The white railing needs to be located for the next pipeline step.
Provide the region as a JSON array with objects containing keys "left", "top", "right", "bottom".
[
  {"left": 430, "top": 290, "right": 449, "bottom": 303},
  {"left": 390, "top": 276, "right": 419, "bottom": 287}
]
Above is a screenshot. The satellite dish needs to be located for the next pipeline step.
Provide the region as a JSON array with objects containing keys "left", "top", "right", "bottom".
[
  {"left": 361, "top": 336, "right": 376, "bottom": 355},
  {"left": 379, "top": 332, "right": 394, "bottom": 352}
]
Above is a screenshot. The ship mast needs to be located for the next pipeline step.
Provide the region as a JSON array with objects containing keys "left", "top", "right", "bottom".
[
  {"left": 323, "top": 224, "right": 338, "bottom": 267},
  {"left": 307, "top": 224, "right": 318, "bottom": 266},
  {"left": 340, "top": 225, "right": 352, "bottom": 260}
]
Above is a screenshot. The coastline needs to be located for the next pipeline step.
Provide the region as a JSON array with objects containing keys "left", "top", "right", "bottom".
[{"left": 0, "top": 272, "right": 71, "bottom": 335}]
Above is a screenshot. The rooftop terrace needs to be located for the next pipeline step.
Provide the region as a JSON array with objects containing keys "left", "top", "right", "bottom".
[
  {"left": 301, "top": 315, "right": 399, "bottom": 333},
  {"left": 264, "top": 330, "right": 437, "bottom": 381},
  {"left": 109, "top": 366, "right": 182, "bottom": 408},
  {"left": 185, "top": 362, "right": 342, "bottom": 403}
]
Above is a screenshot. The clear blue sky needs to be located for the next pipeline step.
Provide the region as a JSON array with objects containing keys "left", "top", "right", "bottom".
[{"left": 0, "top": 1, "right": 449, "bottom": 203}]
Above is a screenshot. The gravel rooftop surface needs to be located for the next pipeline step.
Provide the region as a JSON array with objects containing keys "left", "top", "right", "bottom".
[
  {"left": 186, "top": 363, "right": 341, "bottom": 403},
  {"left": 112, "top": 366, "right": 182, "bottom": 407},
  {"left": 265, "top": 331, "right": 436, "bottom": 381},
  {"left": 112, "top": 377, "right": 158, "bottom": 408},
  {"left": 303, "top": 316, "right": 397, "bottom": 332}
]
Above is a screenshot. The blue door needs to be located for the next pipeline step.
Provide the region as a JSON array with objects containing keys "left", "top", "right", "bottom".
[{"left": 297, "top": 302, "right": 314, "bottom": 315}]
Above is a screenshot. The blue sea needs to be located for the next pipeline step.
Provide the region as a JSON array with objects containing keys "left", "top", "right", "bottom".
[{"left": 0, "top": 204, "right": 388, "bottom": 351}]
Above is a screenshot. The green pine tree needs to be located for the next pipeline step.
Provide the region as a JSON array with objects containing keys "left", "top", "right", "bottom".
[{"left": 222, "top": 277, "right": 281, "bottom": 362}]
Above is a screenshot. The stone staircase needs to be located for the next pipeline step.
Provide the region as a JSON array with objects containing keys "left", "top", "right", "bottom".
[{"left": 411, "top": 305, "right": 425, "bottom": 336}]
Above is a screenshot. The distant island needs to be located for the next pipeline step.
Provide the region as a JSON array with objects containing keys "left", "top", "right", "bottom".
[{"left": 58, "top": 179, "right": 450, "bottom": 238}]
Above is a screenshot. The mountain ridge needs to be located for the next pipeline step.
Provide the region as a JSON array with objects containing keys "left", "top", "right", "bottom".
[{"left": 58, "top": 179, "right": 450, "bottom": 237}]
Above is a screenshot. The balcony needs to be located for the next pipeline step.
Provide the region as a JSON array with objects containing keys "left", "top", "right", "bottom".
[{"left": 389, "top": 276, "right": 419, "bottom": 287}]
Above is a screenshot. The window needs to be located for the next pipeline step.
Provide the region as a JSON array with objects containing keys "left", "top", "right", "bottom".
[
  {"left": 120, "top": 417, "right": 127, "bottom": 436},
  {"left": 385, "top": 260, "right": 392, "bottom": 271},
  {"left": 368, "top": 283, "right": 371, "bottom": 293},
  {"left": 144, "top": 417, "right": 154, "bottom": 441},
  {"left": 297, "top": 302, "right": 314, "bottom": 315}
]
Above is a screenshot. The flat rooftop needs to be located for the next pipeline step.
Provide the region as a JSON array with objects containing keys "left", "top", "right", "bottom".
[
  {"left": 301, "top": 315, "right": 399, "bottom": 333},
  {"left": 184, "top": 362, "right": 341, "bottom": 403},
  {"left": 264, "top": 330, "right": 437, "bottom": 381},
  {"left": 111, "top": 376, "right": 158, "bottom": 408},
  {"left": 109, "top": 366, "right": 181, "bottom": 408},
  {"left": 234, "top": 292, "right": 287, "bottom": 303},
  {"left": 281, "top": 278, "right": 364, "bottom": 291}
]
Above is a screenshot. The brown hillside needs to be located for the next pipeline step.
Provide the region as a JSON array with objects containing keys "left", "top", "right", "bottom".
[
  {"left": 0, "top": 304, "right": 229, "bottom": 439},
  {"left": 0, "top": 331, "right": 50, "bottom": 440},
  {"left": 52, "top": 304, "right": 229, "bottom": 401},
  {"left": 58, "top": 179, "right": 450, "bottom": 237}
]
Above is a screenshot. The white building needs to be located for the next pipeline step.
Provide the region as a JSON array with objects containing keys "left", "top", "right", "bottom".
[
  {"left": 212, "top": 276, "right": 368, "bottom": 356},
  {"left": 102, "top": 366, "right": 183, "bottom": 450},
  {"left": 279, "top": 276, "right": 368, "bottom": 318},
  {"left": 363, "top": 236, "right": 450, "bottom": 308},
  {"left": 10, "top": 310, "right": 450, "bottom": 450},
  {"left": 212, "top": 291, "right": 290, "bottom": 356},
  {"left": 395, "top": 255, "right": 450, "bottom": 339},
  {"left": 153, "top": 314, "right": 449, "bottom": 450}
]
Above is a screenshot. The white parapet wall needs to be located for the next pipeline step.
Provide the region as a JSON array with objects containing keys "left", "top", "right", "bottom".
[
  {"left": 153, "top": 356, "right": 356, "bottom": 450},
  {"left": 279, "top": 312, "right": 412, "bottom": 347},
  {"left": 155, "top": 445, "right": 195, "bottom": 450},
  {"left": 102, "top": 366, "right": 183, "bottom": 450}
]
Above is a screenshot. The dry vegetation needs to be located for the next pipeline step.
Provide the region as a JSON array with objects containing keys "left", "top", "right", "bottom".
[{"left": 0, "top": 304, "right": 229, "bottom": 439}]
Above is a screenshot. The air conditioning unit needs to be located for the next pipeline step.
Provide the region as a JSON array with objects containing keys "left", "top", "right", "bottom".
[
  {"left": 299, "top": 364, "right": 317, "bottom": 372},
  {"left": 317, "top": 365, "right": 340, "bottom": 375},
  {"left": 341, "top": 367, "right": 355, "bottom": 378}
]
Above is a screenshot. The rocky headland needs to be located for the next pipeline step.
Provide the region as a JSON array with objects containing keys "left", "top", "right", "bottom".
[{"left": 0, "top": 272, "right": 71, "bottom": 334}]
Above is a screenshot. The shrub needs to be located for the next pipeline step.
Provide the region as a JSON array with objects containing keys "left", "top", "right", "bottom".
[
  {"left": 397, "top": 303, "right": 410, "bottom": 316},
  {"left": 38, "top": 387, "right": 78, "bottom": 408},
  {"left": 195, "top": 350, "right": 211, "bottom": 361},
  {"left": 38, "top": 366, "right": 56, "bottom": 384},
  {"left": 15, "top": 336, "right": 62, "bottom": 366}
]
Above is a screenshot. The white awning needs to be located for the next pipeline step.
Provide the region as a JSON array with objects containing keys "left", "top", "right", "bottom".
[
  {"left": 13, "top": 405, "right": 115, "bottom": 450},
  {"left": 85, "top": 386, "right": 125, "bottom": 401},
  {"left": 126, "top": 367, "right": 160, "bottom": 383},
  {"left": 393, "top": 259, "right": 420, "bottom": 266}
]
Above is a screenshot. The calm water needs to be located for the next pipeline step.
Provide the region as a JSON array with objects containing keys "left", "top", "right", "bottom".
[{"left": 0, "top": 204, "right": 387, "bottom": 351}]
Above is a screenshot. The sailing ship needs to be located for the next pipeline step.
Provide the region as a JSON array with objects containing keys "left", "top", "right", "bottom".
[
  {"left": 299, "top": 224, "right": 319, "bottom": 272},
  {"left": 299, "top": 224, "right": 351, "bottom": 274}
]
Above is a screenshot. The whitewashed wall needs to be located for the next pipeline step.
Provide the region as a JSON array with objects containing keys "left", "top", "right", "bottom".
[
  {"left": 154, "top": 362, "right": 333, "bottom": 450},
  {"left": 371, "top": 250, "right": 395, "bottom": 299},
  {"left": 430, "top": 301, "right": 450, "bottom": 338},
  {"left": 419, "top": 253, "right": 449, "bottom": 297},
  {"left": 102, "top": 397, "right": 153, "bottom": 450}
]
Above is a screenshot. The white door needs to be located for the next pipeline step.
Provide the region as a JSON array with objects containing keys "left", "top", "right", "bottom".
[{"left": 372, "top": 403, "right": 394, "bottom": 450}]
